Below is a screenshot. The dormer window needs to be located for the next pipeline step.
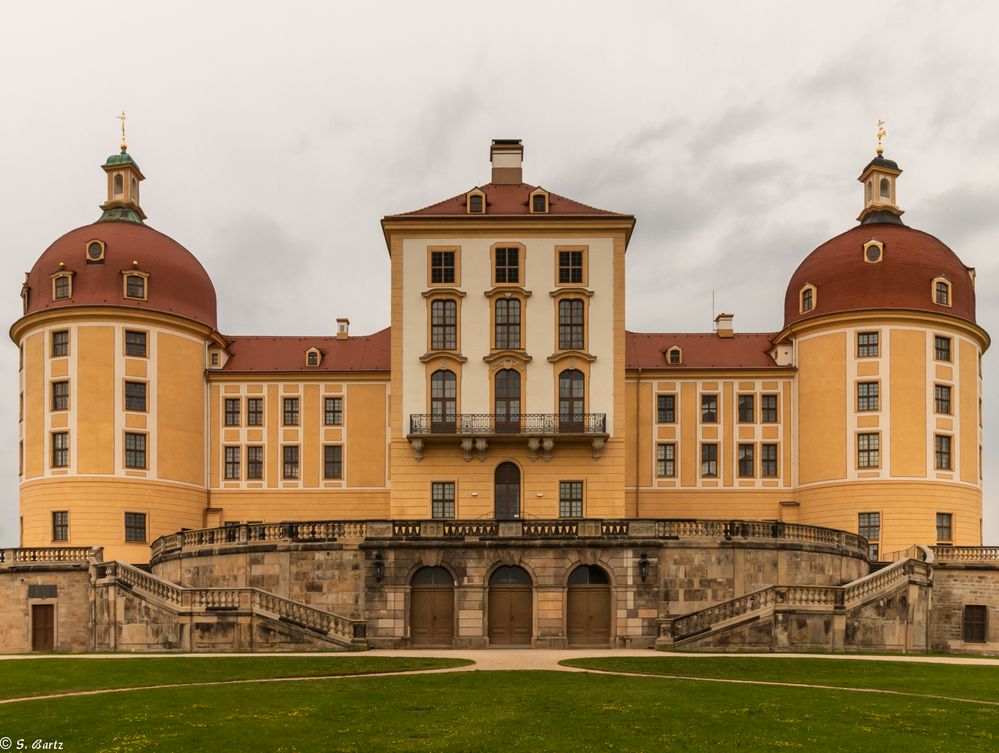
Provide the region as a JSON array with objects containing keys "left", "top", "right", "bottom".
[
  {"left": 863, "top": 240, "right": 883, "bottom": 264},
  {"left": 933, "top": 277, "right": 952, "bottom": 307},
  {"left": 529, "top": 188, "right": 549, "bottom": 214},
  {"left": 467, "top": 189, "right": 485, "bottom": 214},
  {"left": 799, "top": 284, "right": 816, "bottom": 314},
  {"left": 305, "top": 347, "right": 322, "bottom": 367},
  {"left": 666, "top": 346, "right": 682, "bottom": 365},
  {"left": 122, "top": 270, "right": 148, "bottom": 300},
  {"left": 210, "top": 351, "right": 220, "bottom": 367},
  {"left": 51, "top": 271, "right": 73, "bottom": 301},
  {"left": 85, "top": 239, "right": 106, "bottom": 263}
]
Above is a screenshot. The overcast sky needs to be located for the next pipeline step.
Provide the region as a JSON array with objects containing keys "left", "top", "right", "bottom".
[{"left": 1, "top": 1, "right": 997, "bottom": 546}]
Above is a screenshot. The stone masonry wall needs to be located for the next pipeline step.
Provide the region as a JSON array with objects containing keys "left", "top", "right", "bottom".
[
  {"left": 929, "top": 563, "right": 999, "bottom": 655},
  {"left": 0, "top": 565, "right": 92, "bottom": 653}
]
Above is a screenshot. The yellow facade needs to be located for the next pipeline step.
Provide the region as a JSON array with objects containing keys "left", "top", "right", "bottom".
[{"left": 11, "top": 139, "right": 989, "bottom": 562}]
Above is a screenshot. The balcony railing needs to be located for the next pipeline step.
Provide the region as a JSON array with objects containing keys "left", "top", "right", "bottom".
[{"left": 409, "top": 413, "right": 607, "bottom": 436}]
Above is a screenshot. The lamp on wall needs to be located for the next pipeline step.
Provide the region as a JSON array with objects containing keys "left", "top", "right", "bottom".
[
  {"left": 373, "top": 551, "right": 385, "bottom": 583},
  {"left": 638, "top": 552, "right": 650, "bottom": 583}
]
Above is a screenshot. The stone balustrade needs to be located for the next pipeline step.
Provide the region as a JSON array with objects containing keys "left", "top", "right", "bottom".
[
  {"left": 0, "top": 546, "right": 100, "bottom": 567},
  {"left": 931, "top": 546, "right": 999, "bottom": 562}
]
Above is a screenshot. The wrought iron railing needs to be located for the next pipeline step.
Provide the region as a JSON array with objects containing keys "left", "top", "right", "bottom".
[{"left": 408, "top": 413, "right": 607, "bottom": 436}]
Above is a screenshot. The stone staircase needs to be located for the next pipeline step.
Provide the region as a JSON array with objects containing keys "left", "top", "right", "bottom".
[
  {"left": 657, "top": 557, "right": 933, "bottom": 652},
  {"left": 95, "top": 560, "right": 366, "bottom": 651}
]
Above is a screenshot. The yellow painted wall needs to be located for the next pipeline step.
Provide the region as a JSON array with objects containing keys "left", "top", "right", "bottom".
[
  {"left": 797, "top": 333, "right": 846, "bottom": 483},
  {"left": 889, "top": 328, "right": 925, "bottom": 476},
  {"left": 345, "top": 383, "right": 388, "bottom": 487},
  {"left": 209, "top": 489, "right": 389, "bottom": 522},
  {"left": 22, "top": 332, "right": 44, "bottom": 479},
  {"left": 157, "top": 332, "right": 205, "bottom": 485},
  {"left": 959, "top": 338, "right": 978, "bottom": 484},
  {"left": 77, "top": 326, "right": 115, "bottom": 474}
]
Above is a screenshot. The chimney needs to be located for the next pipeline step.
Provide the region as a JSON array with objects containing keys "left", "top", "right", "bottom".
[
  {"left": 714, "top": 313, "right": 734, "bottom": 339},
  {"left": 490, "top": 139, "right": 523, "bottom": 185},
  {"left": 336, "top": 317, "right": 350, "bottom": 340}
]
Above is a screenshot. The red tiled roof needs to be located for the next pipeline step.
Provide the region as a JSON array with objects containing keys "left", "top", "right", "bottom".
[
  {"left": 22, "top": 221, "right": 217, "bottom": 329},
  {"left": 222, "top": 328, "right": 390, "bottom": 372},
  {"left": 626, "top": 331, "right": 782, "bottom": 370},
  {"left": 784, "top": 224, "right": 976, "bottom": 328},
  {"left": 387, "top": 183, "right": 628, "bottom": 218}
]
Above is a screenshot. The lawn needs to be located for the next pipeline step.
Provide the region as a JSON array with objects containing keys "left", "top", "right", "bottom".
[
  {"left": 0, "top": 655, "right": 470, "bottom": 700},
  {"left": 562, "top": 655, "right": 999, "bottom": 703},
  {"left": 0, "top": 662, "right": 995, "bottom": 752}
]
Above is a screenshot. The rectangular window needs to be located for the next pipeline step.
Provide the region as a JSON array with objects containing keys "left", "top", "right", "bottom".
[
  {"left": 559, "top": 481, "right": 584, "bottom": 517},
  {"left": 700, "top": 394, "right": 718, "bottom": 423},
  {"left": 125, "top": 330, "right": 147, "bottom": 357},
  {"left": 935, "top": 435, "right": 952, "bottom": 470},
  {"left": 857, "top": 331, "right": 879, "bottom": 357},
  {"left": 935, "top": 335, "right": 951, "bottom": 362},
  {"left": 494, "top": 246, "right": 520, "bottom": 284},
  {"left": 51, "top": 381, "right": 69, "bottom": 411},
  {"left": 558, "top": 250, "right": 584, "bottom": 285},
  {"left": 324, "top": 445, "right": 343, "bottom": 480},
  {"left": 760, "top": 394, "right": 778, "bottom": 423},
  {"left": 494, "top": 298, "right": 521, "bottom": 349},
  {"left": 857, "top": 381, "right": 879, "bottom": 411},
  {"left": 656, "top": 394, "right": 675, "bottom": 424},
  {"left": 125, "top": 381, "right": 147, "bottom": 412},
  {"left": 557, "top": 299, "right": 585, "bottom": 350},
  {"left": 246, "top": 398, "right": 264, "bottom": 426},
  {"left": 124, "top": 432, "right": 147, "bottom": 469},
  {"left": 430, "top": 299, "right": 458, "bottom": 350},
  {"left": 656, "top": 443, "right": 675, "bottom": 478},
  {"left": 283, "top": 398, "right": 299, "bottom": 426},
  {"left": 51, "top": 511, "right": 69, "bottom": 542},
  {"left": 430, "top": 250, "right": 456, "bottom": 284},
  {"left": 431, "top": 482, "right": 455, "bottom": 519},
  {"left": 857, "top": 433, "right": 880, "bottom": 468},
  {"left": 934, "top": 384, "right": 952, "bottom": 414},
  {"left": 282, "top": 445, "right": 299, "bottom": 479},
  {"left": 936, "top": 512, "right": 953, "bottom": 543},
  {"left": 125, "top": 275, "right": 146, "bottom": 299},
  {"left": 858, "top": 511, "right": 880, "bottom": 542},
  {"left": 51, "top": 330, "right": 69, "bottom": 357},
  {"left": 324, "top": 397, "right": 343, "bottom": 426},
  {"left": 868, "top": 543, "right": 880, "bottom": 561},
  {"left": 935, "top": 281, "right": 950, "bottom": 305},
  {"left": 701, "top": 443, "right": 718, "bottom": 477},
  {"left": 124, "top": 512, "right": 146, "bottom": 543},
  {"left": 54, "top": 275, "right": 71, "bottom": 300},
  {"left": 761, "top": 443, "right": 778, "bottom": 477},
  {"left": 963, "top": 605, "right": 988, "bottom": 643},
  {"left": 737, "top": 394, "right": 755, "bottom": 423},
  {"left": 224, "top": 446, "right": 240, "bottom": 480},
  {"left": 246, "top": 446, "right": 263, "bottom": 480},
  {"left": 51, "top": 432, "right": 69, "bottom": 468},
  {"left": 738, "top": 443, "right": 755, "bottom": 478},
  {"left": 224, "top": 398, "right": 241, "bottom": 426}
]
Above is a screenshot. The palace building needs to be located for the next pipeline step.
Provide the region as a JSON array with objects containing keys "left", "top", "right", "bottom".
[{"left": 3, "top": 134, "right": 996, "bottom": 654}]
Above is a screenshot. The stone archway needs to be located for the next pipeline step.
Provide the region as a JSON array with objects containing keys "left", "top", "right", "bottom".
[
  {"left": 410, "top": 566, "right": 455, "bottom": 647},
  {"left": 566, "top": 564, "right": 611, "bottom": 647},
  {"left": 487, "top": 565, "right": 532, "bottom": 646}
]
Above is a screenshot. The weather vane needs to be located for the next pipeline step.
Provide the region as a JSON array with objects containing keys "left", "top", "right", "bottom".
[
  {"left": 117, "top": 111, "right": 127, "bottom": 153},
  {"left": 876, "top": 119, "right": 886, "bottom": 155}
]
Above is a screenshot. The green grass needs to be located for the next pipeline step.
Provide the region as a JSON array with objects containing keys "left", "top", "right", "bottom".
[
  {"left": 0, "top": 670, "right": 995, "bottom": 752},
  {"left": 562, "top": 656, "right": 999, "bottom": 703},
  {"left": 0, "top": 655, "right": 470, "bottom": 700}
]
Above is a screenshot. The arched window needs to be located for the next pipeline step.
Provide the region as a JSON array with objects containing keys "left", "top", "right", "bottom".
[
  {"left": 430, "top": 370, "right": 457, "bottom": 432},
  {"left": 430, "top": 299, "right": 457, "bottom": 350},
  {"left": 879, "top": 177, "right": 891, "bottom": 199},
  {"left": 667, "top": 346, "right": 682, "bottom": 365},
  {"left": 113, "top": 173, "right": 123, "bottom": 196},
  {"left": 412, "top": 566, "right": 454, "bottom": 586},
  {"left": 568, "top": 564, "right": 610, "bottom": 586},
  {"left": 934, "top": 278, "right": 951, "bottom": 306},
  {"left": 489, "top": 564, "right": 531, "bottom": 586},
  {"left": 559, "top": 369, "right": 585, "bottom": 432},
  {"left": 495, "top": 369, "right": 521, "bottom": 432},
  {"left": 494, "top": 463, "right": 521, "bottom": 520},
  {"left": 799, "top": 284, "right": 816, "bottom": 314},
  {"left": 866, "top": 180, "right": 872, "bottom": 201},
  {"left": 131, "top": 176, "right": 138, "bottom": 199},
  {"left": 558, "top": 299, "right": 585, "bottom": 349},
  {"left": 495, "top": 298, "right": 521, "bottom": 349}
]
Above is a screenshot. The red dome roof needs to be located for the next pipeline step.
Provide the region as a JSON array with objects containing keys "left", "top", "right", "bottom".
[
  {"left": 784, "top": 223, "right": 976, "bottom": 329},
  {"left": 23, "top": 221, "right": 217, "bottom": 329}
]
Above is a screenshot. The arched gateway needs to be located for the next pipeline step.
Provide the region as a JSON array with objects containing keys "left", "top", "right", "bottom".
[
  {"left": 409, "top": 566, "right": 454, "bottom": 647},
  {"left": 566, "top": 565, "right": 612, "bottom": 647},
  {"left": 487, "top": 565, "right": 533, "bottom": 646}
]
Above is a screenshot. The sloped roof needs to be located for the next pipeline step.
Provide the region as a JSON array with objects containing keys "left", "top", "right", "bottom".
[
  {"left": 626, "top": 331, "right": 783, "bottom": 370},
  {"left": 386, "top": 183, "right": 628, "bottom": 218},
  {"left": 222, "top": 327, "right": 390, "bottom": 373}
]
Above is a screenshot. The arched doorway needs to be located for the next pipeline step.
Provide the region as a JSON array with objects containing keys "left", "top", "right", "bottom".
[
  {"left": 494, "top": 462, "right": 520, "bottom": 520},
  {"left": 494, "top": 369, "right": 521, "bottom": 433},
  {"left": 487, "top": 565, "right": 533, "bottom": 646},
  {"left": 566, "top": 565, "right": 611, "bottom": 647},
  {"left": 410, "top": 566, "right": 454, "bottom": 647}
]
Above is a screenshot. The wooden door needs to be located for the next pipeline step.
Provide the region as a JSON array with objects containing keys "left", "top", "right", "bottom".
[
  {"left": 411, "top": 587, "right": 454, "bottom": 647},
  {"left": 488, "top": 587, "right": 532, "bottom": 645},
  {"left": 31, "top": 604, "right": 54, "bottom": 651},
  {"left": 567, "top": 587, "right": 612, "bottom": 646}
]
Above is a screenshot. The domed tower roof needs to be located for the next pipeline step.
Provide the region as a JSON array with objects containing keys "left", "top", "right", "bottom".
[
  {"left": 15, "top": 139, "right": 218, "bottom": 331},
  {"left": 783, "top": 149, "right": 976, "bottom": 330}
]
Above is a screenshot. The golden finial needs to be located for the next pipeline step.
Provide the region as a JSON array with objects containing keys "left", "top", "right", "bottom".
[
  {"left": 876, "top": 119, "right": 886, "bottom": 155},
  {"left": 117, "top": 111, "right": 128, "bottom": 153}
]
